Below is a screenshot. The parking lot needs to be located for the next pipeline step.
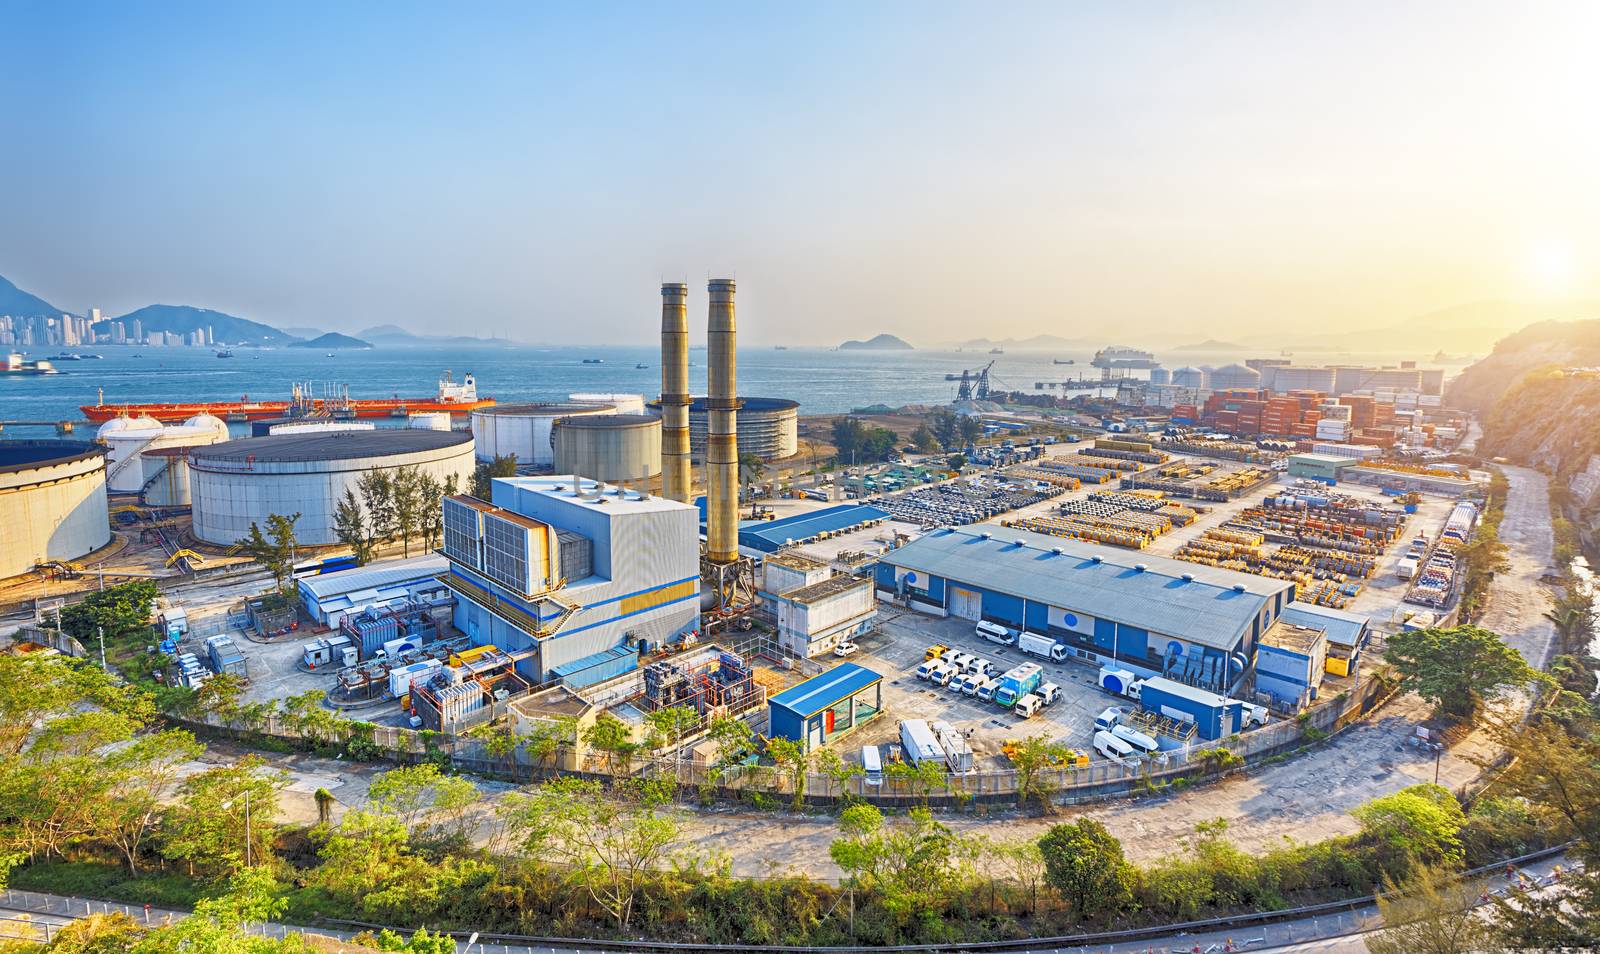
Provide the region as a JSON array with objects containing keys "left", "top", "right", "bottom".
[{"left": 839, "top": 606, "right": 1130, "bottom": 769}]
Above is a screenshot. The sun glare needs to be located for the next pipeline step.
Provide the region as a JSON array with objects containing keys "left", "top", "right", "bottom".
[{"left": 1526, "top": 242, "right": 1577, "bottom": 296}]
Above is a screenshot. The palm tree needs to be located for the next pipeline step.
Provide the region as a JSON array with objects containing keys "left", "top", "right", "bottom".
[{"left": 738, "top": 453, "right": 766, "bottom": 504}]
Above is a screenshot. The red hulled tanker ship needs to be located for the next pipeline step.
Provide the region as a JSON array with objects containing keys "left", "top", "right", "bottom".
[{"left": 80, "top": 371, "right": 494, "bottom": 423}]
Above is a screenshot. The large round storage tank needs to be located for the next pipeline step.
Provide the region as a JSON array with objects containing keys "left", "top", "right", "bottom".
[
  {"left": 188, "top": 430, "right": 475, "bottom": 546},
  {"left": 469, "top": 402, "right": 615, "bottom": 466},
  {"left": 0, "top": 440, "right": 110, "bottom": 578},
  {"left": 569, "top": 392, "right": 646, "bottom": 415},
  {"left": 408, "top": 412, "right": 451, "bottom": 431},
  {"left": 1210, "top": 363, "right": 1263, "bottom": 390},
  {"left": 551, "top": 414, "right": 662, "bottom": 482},
  {"left": 1148, "top": 367, "right": 1171, "bottom": 386},
  {"left": 1171, "top": 366, "right": 1209, "bottom": 389}
]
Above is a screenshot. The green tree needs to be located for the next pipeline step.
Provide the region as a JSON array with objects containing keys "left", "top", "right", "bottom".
[
  {"left": 95, "top": 729, "right": 205, "bottom": 874},
  {"left": 1383, "top": 625, "right": 1535, "bottom": 719},
  {"left": 831, "top": 418, "right": 898, "bottom": 464},
  {"left": 946, "top": 453, "right": 966, "bottom": 472},
  {"left": 358, "top": 468, "right": 396, "bottom": 551},
  {"left": 520, "top": 714, "right": 578, "bottom": 777},
  {"left": 333, "top": 487, "right": 374, "bottom": 565},
  {"left": 738, "top": 452, "right": 766, "bottom": 503},
  {"left": 1350, "top": 784, "right": 1466, "bottom": 874},
  {"left": 827, "top": 804, "right": 964, "bottom": 936},
  {"left": 812, "top": 747, "right": 865, "bottom": 804},
  {"left": 238, "top": 512, "right": 302, "bottom": 593},
  {"left": 416, "top": 472, "right": 457, "bottom": 552},
  {"left": 583, "top": 712, "right": 640, "bottom": 778},
  {"left": 957, "top": 415, "right": 983, "bottom": 445},
  {"left": 1008, "top": 735, "right": 1070, "bottom": 808},
  {"left": 644, "top": 704, "right": 702, "bottom": 794},
  {"left": 1367, "top": 862, "right": 1493, "bottom": 954},
  {"left": 471, "top": 453, "right": 518, "bottom": 500},
  {"left": 367, "top": 762, "right": 480, "bottom": 843},
  {"left": 498, "top": 775, "right": 683, "bottom": 931},
  {"left": 765, "top": 736, "right": 812, "bottom": 811},
  {"left": 161, "top": 757, "right": 287, "bottom": 878},
  {"left": 390, "top": 466, "right": 423, "bottom": 557},
  {"left": 909, "top": 424, "right": 938, "bottom": 454},
  {"left": 1038, "top": 818, "right": 1134, "bottom": 919},
  {"left": 56, "top": 580, "right": 160, "bottom": 649},
  {"left": 128, "top": 865, "right": 293, "bottom": 954},
  {"left": 885, "top": 757, "right": 946, "bottom": 808}
]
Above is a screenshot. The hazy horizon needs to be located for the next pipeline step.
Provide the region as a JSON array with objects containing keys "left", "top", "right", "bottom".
[{"left": 2, "top": 2, "right": 1595, "bottom": 347}]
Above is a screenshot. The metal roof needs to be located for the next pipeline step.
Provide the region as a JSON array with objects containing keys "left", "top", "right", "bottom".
[
  {"left": 192, "top": 429, "right": 470, "bottom": 463},
  {"left": 721, "top": 503, "right": 890, "bottom": 554},
  {"left": 299, "top": 555, "right": 451, "bottom": 599},
  {"left": 0, "top": 440, "right": 105, "bottom": 473},
  {"left": 879, "top": 527, "right": 1292, "bottom": 650},
  {"left": 1278, "top": 601, "right": 1369, "bottom": 648},
  {"left": 778, "top": 574, "right": 872, "bottom": 605},
  {"left": 1141, "top": 676, "right": 1234, "bottom": 708},
  {"left": 552, "top": 413, "right": 660, "bottom": 428},
  {"left": 768, "top": 663, "right": 883, "bottom": 717}
]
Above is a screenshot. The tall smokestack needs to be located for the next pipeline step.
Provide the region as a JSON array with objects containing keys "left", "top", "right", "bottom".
[
  {"left": 705, "top": 278, "right": 740, "bottom": 563},
  {"left": 658, "top": 282, "right": 691, "bottom": 503}
]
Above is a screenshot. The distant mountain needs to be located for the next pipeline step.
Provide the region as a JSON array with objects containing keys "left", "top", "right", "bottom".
[
  {"left": 1448, "top": 318, "right": 1600, "bottom": 416},
  {"left": 288, "top": 332, "right": 371, "bottom": 350},
  {"left": 279, "top": 326, "right": 326, "bottom": 339},
  {"left": 1175, "top": 338, "right": 1243, "bottom": 351},
  {"left": 1247, "top": 299, "right": 1600, "bottom": 357},
  {"left": 356, "top": 324, "right": 512, "bottom": 347},
  {"left": 0, "top": 273, "right": 71, "bottom": 318},
  {"left": 96, "top": 304, "right": 296, "bottom": 346},
  {"left": 839, "top": 333, "right": 913, "bottom": 351}
]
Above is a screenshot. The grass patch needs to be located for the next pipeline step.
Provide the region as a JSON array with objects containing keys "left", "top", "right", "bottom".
[{"left": 9, "top": 860, "right": 212, "bottom": 909}]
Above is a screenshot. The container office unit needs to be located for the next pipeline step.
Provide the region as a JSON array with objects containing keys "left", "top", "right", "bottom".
[
  {"left": 1254, "top": 619, "right": 1328, "bottom": 710},
  {"left": 767, "top": 663, "right": 884, "bottom": 753},
  {"left": 204, "top": 635, "right": 248, "bottom": 680},
  {"left": 771, "top": 574, "right": 878, "bottom": 658},
  {"left": 877, "top": 526, "right": 1294, "bottom": 696},
  {"left": 1138, "top": 677, "right": 1244, "bottom": 741}
]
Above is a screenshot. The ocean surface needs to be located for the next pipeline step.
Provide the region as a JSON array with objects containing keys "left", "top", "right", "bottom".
[{"left": 0, "top": 343, "right": 1459, "bottom": 436}]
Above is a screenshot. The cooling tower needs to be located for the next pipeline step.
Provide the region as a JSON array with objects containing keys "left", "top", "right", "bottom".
[
  {"left": 659, "top": 282, "right": 691, "bottom": 502},
  {"left": 705, "top": 278, "right": 741, "bottom": 563}
]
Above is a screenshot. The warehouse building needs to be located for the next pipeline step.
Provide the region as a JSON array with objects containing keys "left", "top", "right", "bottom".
[
  {"left": 876, "top": 526, "right": 1297, "bottom": 694},
  {"left": 771, "top": 574, "right": 877, "bottom": 657},
  {"left": 188, "top": 430, "right": 475, "bottom": 546},
  {"left": 1286, "top": 453, "right": 1358, "bottom": 483},
  {"left": 1253, "top": 618, "right": 1328, "bottom": 710},
  {"left": 699, "top": 501, "right": 891, "bottom": 556},
  {"left": 0, "top": 440, "right": 111, "bottom": 579},
  {"left": 1278, "top": 601, "right": 1371, "bottom": 680},
  {"left": 767, "top": 663, "right": 883, "bottom": 752},
  {"left": 439, "top": 474, "right": 700, "bottom": 685},
  {"left": 297, "top": 554, "right": 452, "bottom": 628}
]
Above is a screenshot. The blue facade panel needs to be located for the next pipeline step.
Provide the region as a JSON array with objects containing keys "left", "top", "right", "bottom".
[
  {"left": 981, "top": 589, "right": 1024, "bottom": 627},
  {"left": 1139, "top": 682, "right": 1243, "bottom": 741},
  {"left": 1093, "top": 617, "right": 1116, "bottom": 652},
  {"left": 768, "top": 705, "right": 804, "bottom": 743},
  {"left": 1023, "top": 600, "right": 1049, "bottom": 632},
  {"left": 1115, "top": 624, "right": 1148, "bottom": 660}
]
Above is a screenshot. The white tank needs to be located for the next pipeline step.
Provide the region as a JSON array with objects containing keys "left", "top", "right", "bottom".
[
  {"left": 408, "top": 412, "right": 451, "bottom": 431},
  {"left": 1211, "top": 363, "right": 1262, "bottom": 390},
  {"left": 1148, "top": 367, "right": 1171, "bottom": 386},
  {"left": 182, "top": 413, "right": 231, "bottom": 440},
  {"left": 96, "top": 415, "right": 163, "bottom": 440},
  {"left": 1171, "top": 366, "right": 1209, "bottom": 389},
  {"left": 569, "top": 392, "right": 646, "bottom": 415}
]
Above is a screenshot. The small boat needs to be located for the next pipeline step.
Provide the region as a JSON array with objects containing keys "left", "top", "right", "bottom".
[
  {"left": 635, "top": 363, "right": 648, "bottom": 369},
  {"left": 582, "top": 358, "right": 604, "bottom": 364},
  {"left": 944, "top": 373, "right": 965, "bottom": 381},
  {"left": 85, "top": 353, "right": 104, "bottom": 359},
  {"left": 215, "top": 349, "right": 235, "bottom": 358},
  {"left": 989, "top": 347, "right": 1004, "bottom": 354},
  {"left": 1053, "top": 358, "right": 1074, "bottom": 365},
  {"left": 774, "top": 345, "right": 788, "bottom": 350},
  {"left": 51, "top": 352, "right": 83, "bottom": 361},
  {"left": 326, "top": 352, "right": 335, "bottom": 358}
]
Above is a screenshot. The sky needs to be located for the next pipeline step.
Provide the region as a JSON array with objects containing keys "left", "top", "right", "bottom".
[{"left": 2, "top": 1, "right": 1597, "bottom": 346}]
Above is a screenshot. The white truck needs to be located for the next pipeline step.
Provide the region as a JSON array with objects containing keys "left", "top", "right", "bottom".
[
  {"left": 1098, "top": 666, "right": 1144, "bottom": 700},
  {"left": 1017, "top": 631, "right": 1068, "bottom": 661},
  {"left": 899, "top": 719, "right": 945, "bottom": 765}
]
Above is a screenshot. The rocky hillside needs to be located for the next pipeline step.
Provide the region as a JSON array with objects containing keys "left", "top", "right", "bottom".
[
  {"left": 1480, "top": 367, "right": 1600, "bottom": 480},
  {"left": 1448, "top": 319, "right": 1600, "bottom": 415}
]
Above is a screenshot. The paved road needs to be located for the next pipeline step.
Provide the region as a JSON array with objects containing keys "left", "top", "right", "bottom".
[{"left": 1477, "top": 465, "right": 1557, "bottom": 669}]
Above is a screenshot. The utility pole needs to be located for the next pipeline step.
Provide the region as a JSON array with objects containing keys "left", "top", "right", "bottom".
[
  {"left": 97, "top": 626, "right": 106, "bottom": 670},
  {"left": 245, "top": 789, "right": 252, "bottom": 867}
]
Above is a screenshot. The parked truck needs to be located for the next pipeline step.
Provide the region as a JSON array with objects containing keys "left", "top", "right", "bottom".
[
  {"left": 992, "top": 662, "right": 1044, "bottom": 708},
  {"left": 1017, "top": 630, "right": 1068, "bottom": 661},
  {"left": 1098, "top": 666, "right": 1145, "bottom": 700},
  {"left": 899, "top": 719, "right": 945, "bottom": 765}
]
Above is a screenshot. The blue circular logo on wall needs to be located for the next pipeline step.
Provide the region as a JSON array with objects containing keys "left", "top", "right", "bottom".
[
  {"left": 1062, "top": 613, "right": 1078, "bottom": 627},
  {"left": 1167, "top": 641, "right": 1183, "bottom": 657},
  {"left": 905, "top": 572, "right": 918, "bottom": 584}
]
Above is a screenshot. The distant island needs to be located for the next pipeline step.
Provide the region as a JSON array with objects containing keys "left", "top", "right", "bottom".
[
  {"left": 1175, "top": 338, "right": 1244, "bottom": 351},
  {"left": 839, "top": 333, "right": 913, "bottom": 351},
  {"left": 289, "top": 332, "right": 372, "bottom": 350}
]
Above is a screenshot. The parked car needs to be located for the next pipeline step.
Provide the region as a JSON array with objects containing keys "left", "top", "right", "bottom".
[{"left": 833, "top": 641, "right": 859, "bottom": 658}]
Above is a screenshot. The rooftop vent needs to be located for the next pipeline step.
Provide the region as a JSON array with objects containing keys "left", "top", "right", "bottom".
[
  {"left": 980, "top": 531, "right": 992, "bottom": 539},
  {"left": 1181, "top": 572, "right": 1194, "bottom": 582},
  {"left": 1051, "top": 547, "right": 1064, "bottom": 555},
  {"left": 1233, "top": 583, "right": 1247, "bottom": 593}
]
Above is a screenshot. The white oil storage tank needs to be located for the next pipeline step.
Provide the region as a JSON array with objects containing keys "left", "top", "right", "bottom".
[
  {"left": 1148, "top": 367, "right": 1171, "bottom": 386},
  {"left": 1210, "top": 363, "right": 1263, "bottom": 391},
  {"left": 469, "top": 401, "right": 615, "bottom": 467},
  {"left": 0, "top": 440, "right": 111, "bottom": 578},
  {"left": 551, "top": 413, "right": 662, "bottom": 483},
  {"left": 1171, "top": 366, "right": 1209, "bottom": 389},
  {"left": 569, "top": 392, "right": 646, "bottom": 415}
]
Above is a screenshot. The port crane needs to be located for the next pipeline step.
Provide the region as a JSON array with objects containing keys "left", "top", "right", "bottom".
[{"left": 954, "top": 361, "right": 999, "bottom": 402}]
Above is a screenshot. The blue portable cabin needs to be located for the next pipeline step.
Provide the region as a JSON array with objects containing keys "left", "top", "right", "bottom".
[
  {"left": 767, "top": 663, "right": 884, "bottom": 752},
  {"left": 1138, "top": 676, "right": 1242, "bottom": 741}
]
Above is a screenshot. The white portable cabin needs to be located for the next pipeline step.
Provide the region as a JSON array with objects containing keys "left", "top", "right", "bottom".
[{"left": 898, "top": 719, "right": 945, "bottom": 765}]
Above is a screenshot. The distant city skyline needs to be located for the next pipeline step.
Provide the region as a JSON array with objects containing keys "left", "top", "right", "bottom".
[{"left": 1, "top": 1, "right": 1595, "bottom": 347}]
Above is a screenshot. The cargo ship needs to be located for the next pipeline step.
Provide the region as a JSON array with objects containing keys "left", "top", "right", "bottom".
[
  {"left": 80, "top": 371, "right": 494, "bottom": 423},
  {"left": 1091, "top": 346, "right": 1159, "bottom": 370}
]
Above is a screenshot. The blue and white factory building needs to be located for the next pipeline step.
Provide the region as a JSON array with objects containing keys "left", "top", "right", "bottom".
[
  {"left": 876, "top": 526, "right": 1299, "bottom": 696},
  {"left": 439, "top": 475, "right": 701, "bottom": 688}
]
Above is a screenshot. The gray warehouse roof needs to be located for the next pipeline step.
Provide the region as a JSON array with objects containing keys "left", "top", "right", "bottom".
[
  {"left": 191, "top": 429, "right": 471, "bottom": 463},
  {"left": 879, "top": 527, "right": 1292, "bottom": 650}
]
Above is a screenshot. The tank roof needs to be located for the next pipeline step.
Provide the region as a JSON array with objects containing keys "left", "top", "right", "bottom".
[
  {"left": 653, "top": 396, "right": 799, "bottom": 413},
  {"left": 190, "top": 429, "right": 471, "bottom": 463},
  {"left": 475, "top": 402, "right": 614, "bottom": 416},
  {"left": 553, "top": 413, "right": 661, "bottom": 428},
  {"left": 0, "top": 440, "right": 106, "bottom": 474}
]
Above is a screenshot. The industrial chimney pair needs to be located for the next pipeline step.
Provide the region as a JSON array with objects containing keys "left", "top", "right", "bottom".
[{"left": 659, "top": 280, "right": 739, "bottom": 566}]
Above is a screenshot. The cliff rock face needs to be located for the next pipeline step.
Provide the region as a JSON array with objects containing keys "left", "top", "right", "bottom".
[
  {"left": 1480, "top": 368, "right": 1600, "bottom": 481},
  {"left": 1448, "top": 319, "right": 1600, "bottom": 415}
]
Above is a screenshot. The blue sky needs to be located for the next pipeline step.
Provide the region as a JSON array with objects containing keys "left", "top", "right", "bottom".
[{"left": 2, "top": 2, "right": 1595, "bottom": 345}]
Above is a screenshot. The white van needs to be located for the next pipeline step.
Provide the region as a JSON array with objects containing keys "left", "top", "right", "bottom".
[
  {"left": 946, "top": 670, "right": 969, "bottom": 693},
  {"left": 861, "top": 745, "right": 883, "bottom": 786},
  {"left": 958, "top": 673, "right": 985, "bottom": 695},
  {"left": 915, "top": 660, "right": 941, "bottom": 680},
  {"left": 1094, "top": 729, "right": 1137, "bottom": 762},
  {"left": 1036, "top": 682, "right": 1061, "bottom": 706},
  {"left": 975, "top": 679, "right": 998, "bottom": 703},
  {"left": 1112, "top": 723, "right": 1160, "bottom": 755},
  {"left": 944, "top": 650, "right": 974, "bottom": 672},
  {"left": 967, "top": 658, "right": 995, "bottom": 678},
  {"left": 976, "top": 621, "right": 1015, "bottom": 645},
  {"left": 1094, "top": 706, "right": 1124, "bottom": 733},
  {"left": 930, "top": 664, "right": 956, "bottom": 687},
  {"left": 1014, "top": 693, "right": 1043, "bottom": 718}
]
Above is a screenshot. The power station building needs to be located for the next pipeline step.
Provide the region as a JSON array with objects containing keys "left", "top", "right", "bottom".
[
  {"left": 876, "top": 526, "right": 1297, "bottom": 695},
  {"left": 649, "top": 396, "right": 798, "bottom": 462},
  {"left": 439, "top": 475, "right": 700, "bottom": 686},
  {"left": 0, "top": 440, "right": 111, "bottom": 578},
  {"left": 188, "top": 430, "right": 475, "bottom": 546}
]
